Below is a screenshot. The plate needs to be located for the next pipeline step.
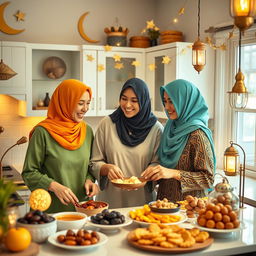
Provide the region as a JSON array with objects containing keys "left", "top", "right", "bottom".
[
  {"left": 47, "top": 229, "right": 108, "bottom": 250},
  {"left": 111, "top": 177, "right": 147, "bottom": 190},
  {"left": 149, "top": 202, "right": 181, "bottom": 214},
  {"left": 88, "top": 216, "right": 133, "bottom": 233},
  {"left": 132, "top": 212, "right": 188, "bottom": 227},
  {"left": 194, "top": 222, "right": 244, "bottom": 233},
  {"left": 127, "top": 232, "right": 213, "bottom": 253}
]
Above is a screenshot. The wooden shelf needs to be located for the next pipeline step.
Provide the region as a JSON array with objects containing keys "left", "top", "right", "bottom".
[{"left": 33, "top": 106, "right": 48, "bottom": 110}]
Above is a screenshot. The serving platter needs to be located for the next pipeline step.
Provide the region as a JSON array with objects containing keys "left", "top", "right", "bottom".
[
  {"left": 87, "top": 216, "right": 133, "bottom": 233},
  {"left": 48, "top": 229, "right": 108, "bottom": 250},
  {"left": 127, "top": 232, "right": 213, "bottom": 253},
  {"left": 132, "top": 212, "right": 188, "bottom": 227},
  {"left": 111, "top": 177, "right": 147, "bottom": 190}
]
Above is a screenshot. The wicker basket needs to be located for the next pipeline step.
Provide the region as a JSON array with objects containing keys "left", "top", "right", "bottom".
[
  {"left": 160, "top": 30, "right": 183, "bottom": 45},
  {"left": 129, "top": 36, "right": 150, "bottom": 48}
]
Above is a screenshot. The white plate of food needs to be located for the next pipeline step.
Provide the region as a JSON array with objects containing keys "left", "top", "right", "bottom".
[
  {"left": 88, "top": 216, "right": 133, "bottom": 233},
  {"left": 48, "top": 229, "right": 108, "bottom": 250},
  {"left": 194, "top": 223, "right": 244, "bottom": 233},
  {"left": 132, "top": 212, "right": 188, "bottom": 227}
]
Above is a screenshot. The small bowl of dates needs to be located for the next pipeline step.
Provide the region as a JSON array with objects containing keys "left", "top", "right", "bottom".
[
  {"left": 17, "top": 210, "right": 57, "bottom": 243},
  {"left": 75, "top": 200, "right": 109, "bottom": 216}
]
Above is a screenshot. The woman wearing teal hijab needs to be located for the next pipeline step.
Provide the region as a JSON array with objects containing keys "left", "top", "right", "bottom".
[{"left": 142, "top": 79, "right": 215, "bottom": 202}]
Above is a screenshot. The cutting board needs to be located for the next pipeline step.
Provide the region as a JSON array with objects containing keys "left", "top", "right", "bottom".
[{"left": 0, "top": 242, "right": 40, "bottom": 256}]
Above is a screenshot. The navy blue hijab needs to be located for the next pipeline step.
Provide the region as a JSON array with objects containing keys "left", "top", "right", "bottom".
[{"left": 110, "top": 78, "right": 157, "bottom": 147}]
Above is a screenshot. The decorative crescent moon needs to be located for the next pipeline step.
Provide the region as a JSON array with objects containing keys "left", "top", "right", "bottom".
[
  {"left": 78, "top": 12, "right": 99, "bottom": 43},
  {"left": 0, "top": 2, "right": 25, "bottom": 35}
]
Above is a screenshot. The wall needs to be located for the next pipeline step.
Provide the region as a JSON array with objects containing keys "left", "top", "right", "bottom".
[{"left": 0, "top": 0, "right": 232, "bottom": 168}]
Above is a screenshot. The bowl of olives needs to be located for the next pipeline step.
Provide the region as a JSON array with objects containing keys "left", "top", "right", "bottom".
[
  {"left": 88, "top": 209, "right": 132, "bottom": 233},
  {"left": 17, "top": 210, "right": 57, "bottom": 243}
]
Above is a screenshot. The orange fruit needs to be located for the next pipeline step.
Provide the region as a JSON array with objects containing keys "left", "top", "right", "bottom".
[
  {"left": 221, "top": 206, "right": 229, "bottom": 215},
  {"left": 225, "top": 222, "right": 234, "bottom": 229},
  {"left": 229, "top": 211, "right": 237, "bottom": 221},
  {"left": 233, "top": 219, "right": 240, "bottom": 228},
  {"left": 212, "top": 205, "right": 221, "bottom": 213},
  {"left": 4, "top": 227, "right": 31, "bottom": 252},
  {"left": 214, "top": 212, "right": 223, "bottom": 222},
  {"left": 29, "top": 188, "right": 52, "bottom": 211},
  {"left": 205, "top": 210, "right": 214, "bottom": 220},
  {"left": 222, "top": 214, "right": 231, "bottom": 223}
]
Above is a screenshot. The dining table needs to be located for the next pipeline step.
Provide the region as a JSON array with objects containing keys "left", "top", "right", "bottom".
[{"left": 38, "top": 204, "right": 256, "bottom": 256}]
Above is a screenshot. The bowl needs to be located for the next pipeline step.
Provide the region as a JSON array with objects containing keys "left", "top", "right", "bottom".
[
  {"left": 75, "top": 201, "right": 109, "bottom": 216},
  {"left": 17, "top": 219, "right": 57, "bottom": 243},
  {"left": 111, "top": 177, "right": 147, "bottom": 190},
  {"left": 51, "top": 211, "right": 87, "bottom": 231},
  {"left": 149, "top": 201, "right": 181, "bottom": 214}
]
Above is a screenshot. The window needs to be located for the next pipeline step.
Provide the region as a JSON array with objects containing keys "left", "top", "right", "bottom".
[{"left": 233, "top": 42, "right": 256, "bottom": 171}]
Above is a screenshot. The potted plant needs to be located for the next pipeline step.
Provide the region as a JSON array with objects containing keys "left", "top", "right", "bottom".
[{"left": 0, "top": 179, "right": 17, "bottom": 244}]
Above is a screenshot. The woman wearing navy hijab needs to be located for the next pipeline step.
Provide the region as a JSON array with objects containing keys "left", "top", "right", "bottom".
[
  {"left": 142, "top": 79, "right": 215, "bottom": 202},
  {"left": 90, "top": 78, "right": 163, "bottom": 208}
]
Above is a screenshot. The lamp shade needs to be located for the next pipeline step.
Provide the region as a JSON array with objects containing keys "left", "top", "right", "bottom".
[
  {"left": 224, "top": 144, "right": 240, "bottom": 176},
  {"left": 192, "top": 39, "right": 206, "bottom": 73},
  {"left": 230, "top": 0, "right": 256, "bottom": 31}
]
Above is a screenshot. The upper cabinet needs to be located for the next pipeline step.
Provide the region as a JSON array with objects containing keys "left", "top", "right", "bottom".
[
  {"left": 24, "top": 43, "right": 81, "bottom": 116},
  {"left": 0, "top": 41, "right": 27, "bottom": 100},
  {"left": 145, "top": 42, "right": 215, "bottom": 119}
]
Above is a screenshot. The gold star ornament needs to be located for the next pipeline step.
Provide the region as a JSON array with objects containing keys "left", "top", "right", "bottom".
[
  {"left": 86, "top": 54, "right": 95, "bottom": 62},
  {"left": 179, "top": 7, "right": 185, "bottom": 15},
  {"left": 148, "top": 64, "right": 156, "bottom": 71},
  {"left": 14, "top": 10, "right": 25, "bottom": 21},
  {"left": 97, "top": 64, "right": 105, "bottom": 72},
  {"left": 162, "top": 56, "right": 171, "bottom": 64},
  {"left": 146, "top": 20, "right": 155, "bottom": 29},
  {"left": 113, "top": 54, "right": 121, "bottom": 62},
  {"left": 104, "top": 45, "right": 112, "bottom": 52},
  {"left": 131, "top": 60, "right": 141, "bottom": 67},
  {"left": 114, "top": 62, "right": 124, "bottom": 70}
]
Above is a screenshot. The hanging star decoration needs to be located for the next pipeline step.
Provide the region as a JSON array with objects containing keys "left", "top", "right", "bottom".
[
  {"left": 143, "top": 20, "right": 160, "bottom": 40},
  {"left": 162, "top": 56, "right": 171, "bottom": 64},
  {"left": 14, "top": 10, "right": 25, "bottom": 21},
  {"left": 114, "top": 62, "right": 124, "bottom": 70},
  {"left": 104, "top": 45, "right": 112, "bottom": 52},
  {"left": 178, "top": 7, "right": 185, "bottom": 15},
  {"left": 86, "top": 54, "right": 95, "bottom": 62},
  {"left": 148, "top": 64, "right": 156, "bottom": 71},
  {"left": 131, "top": 60, "right": 141, "bottom": 67},
  {"left": 113, "top": 54, "right": 121, "bottom": 62},
  {"left": 97, "top": 64, "right": 105, "bottom": 72}
]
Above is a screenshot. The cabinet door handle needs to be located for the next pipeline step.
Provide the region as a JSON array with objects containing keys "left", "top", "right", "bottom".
[
  {"left": 91, "top": 97, "right": 95, "bottom": 111},
  {"left": 99, "top": 97, "right": 102, "bottom": 110}
]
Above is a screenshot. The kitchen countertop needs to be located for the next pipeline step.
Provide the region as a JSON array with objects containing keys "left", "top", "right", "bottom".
[{"left": 38, "top": 205, "right": 256, "bottom": 256}]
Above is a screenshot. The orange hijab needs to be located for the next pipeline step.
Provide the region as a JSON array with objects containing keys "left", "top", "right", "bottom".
[{"left": 30, "top": 79, "right": 92, "bottom": 150}]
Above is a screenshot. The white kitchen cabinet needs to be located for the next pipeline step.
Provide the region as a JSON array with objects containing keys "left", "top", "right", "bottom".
[
  {"left": 145, "top": 42, "right": 215, "bottom": 119},
  {"left": 23, "top": 43, "right": 81, "bottom": 116},
  {"left": 0, "top": 41, "right": 27, "bottom": 100},
  {"left": 73, "top": 45, "right": 145, "bottom": 117}
]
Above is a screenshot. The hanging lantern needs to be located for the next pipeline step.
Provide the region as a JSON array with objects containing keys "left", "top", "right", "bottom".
[
  {"left": 192, "top": 0, "right": 206, "bottom": 73},
  {"left": 192, "top": 39, "right": 206, "bottom": 74},
  {"left": 230, "top": 0, "right": 256, "bottom": 31}
]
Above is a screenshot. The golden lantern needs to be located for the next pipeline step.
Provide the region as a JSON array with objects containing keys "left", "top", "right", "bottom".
[
  {"left": 223, "top": 141, "right": 246, "bottom": 208},
  {"left": 230, "top": 0, "right": 256, "bottom": 31},
  {"left": 192, "top": 0, "right": 206, "bottom": 73}
]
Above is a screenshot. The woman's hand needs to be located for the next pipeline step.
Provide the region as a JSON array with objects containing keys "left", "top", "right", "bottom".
[
  {"left": 141, "top": 165, "right": 181, "bottom": 181},
  {"left": 100, "top": 164, "right": 124, "bottom": 180},
  {"left": 84, "top": 179, "right": 99, "bottom": 198},
  {"left": 48, "top": 181, "right": 78, "bottom": 205}
]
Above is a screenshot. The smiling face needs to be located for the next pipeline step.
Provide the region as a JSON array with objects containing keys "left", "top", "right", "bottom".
[
  {"left": 72, "top": 91, "right": 90, "bottom": 122},
  {"left": 120, "top": 87, "right": 140, "bottom": 118},
  {"left": 163, "top": 91, "right": 178, "bottom": 120}
]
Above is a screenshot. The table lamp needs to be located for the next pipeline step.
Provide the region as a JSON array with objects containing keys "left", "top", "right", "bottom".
[{"left": 223, "top": 141, "right": 246, "bottom": 208}]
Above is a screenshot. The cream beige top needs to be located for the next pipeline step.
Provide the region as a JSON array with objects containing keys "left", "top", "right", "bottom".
[{"left": 90, "top": 116, "right": 163, "bottom": 208}]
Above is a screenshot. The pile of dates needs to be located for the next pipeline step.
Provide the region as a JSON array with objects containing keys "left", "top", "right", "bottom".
[
  {"left": 76, "top": 200, "right": 108, "bottom": 209},
  {"left": 17, "top": 210, "right": 55, "bottom": 224},
  {"left": 57, "top": 229, "right": 100, "bottom": 246},
  {"left": 91, "top": 209, "right": 125, "bottom": 225}
]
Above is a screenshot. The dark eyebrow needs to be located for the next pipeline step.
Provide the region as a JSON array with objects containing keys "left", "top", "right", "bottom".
[{"left": 121, "top": 94, "right": 138, "bottom": 100}]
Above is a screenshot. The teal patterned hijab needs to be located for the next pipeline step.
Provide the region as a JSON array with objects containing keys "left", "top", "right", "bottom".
[{"left": 158, "top": 79, "right": 216, "bottom": 170}]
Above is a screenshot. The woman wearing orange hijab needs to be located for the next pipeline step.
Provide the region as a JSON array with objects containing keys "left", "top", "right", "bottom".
[{"left": 22, "top": 79, "right": 99, "bottom": 213}]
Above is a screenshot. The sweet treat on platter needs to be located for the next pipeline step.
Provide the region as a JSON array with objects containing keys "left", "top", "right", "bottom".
[
  {"left": 184, "top": 195, "right": 208, "bottom": 218},
  {"left": 151, "top": 198, "right": 179, "bottom": 209},
  {"left": 129, "top": 223, "right": 210, "bottom": 248},
  {"left": 197, "top": 202, "right": 240, "bottom": 229},
  {"left": 129, "top": 205, "right": 181, "bottom": 224},
  {"left": 90, "top": 209, "right": 125, "bottom": 225},
  {"left": 112, "top": 176, "right": 142, "bottom": 184},
  {"left": 76, "top": 200, "right": 108, "bottom": 210},
  {"left": 57, "top": 229, "right": 100, "bottom": 246}
]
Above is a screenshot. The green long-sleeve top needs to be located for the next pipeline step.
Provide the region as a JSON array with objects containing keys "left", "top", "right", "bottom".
[{"left": 22, "top": 125, "right": 94, "bottom": 213}]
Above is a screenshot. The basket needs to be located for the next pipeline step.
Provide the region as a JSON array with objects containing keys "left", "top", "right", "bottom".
[{"left": 129, "top": 36, "right": 150, "bottom": 48}]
